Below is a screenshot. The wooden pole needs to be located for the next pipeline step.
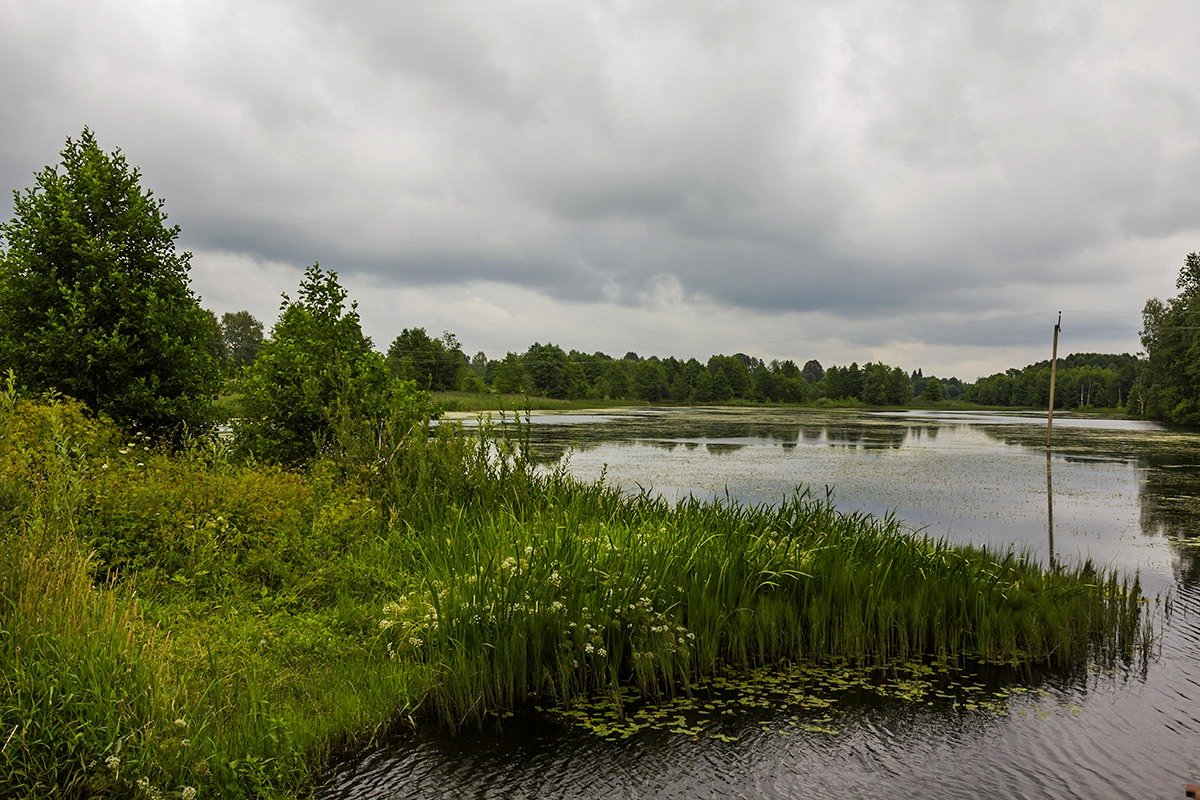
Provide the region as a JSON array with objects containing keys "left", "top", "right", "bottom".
[
  {"left": 1046, "top": 312, "right": 1061, "bottom": 449},
  {"left": 1045, "top": 450, "right": 1055, "bottom": 567}
]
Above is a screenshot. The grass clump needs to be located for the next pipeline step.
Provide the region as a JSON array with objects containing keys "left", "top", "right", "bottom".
[
  {"left": 0, "top": 383, "right": 1151, "bottom": 798},
  {"left": 381, "top": 485, "right": 1147, "bottom": 727}
]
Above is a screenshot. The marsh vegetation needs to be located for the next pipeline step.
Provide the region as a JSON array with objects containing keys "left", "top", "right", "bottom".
[{"left": 1, "top": 386, "right": 1156, "bottom": 799}]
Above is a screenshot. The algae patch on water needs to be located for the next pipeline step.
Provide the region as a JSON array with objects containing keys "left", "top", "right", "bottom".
[{"left": 542, "top": 659, "right": 1069, "bottom": 742}]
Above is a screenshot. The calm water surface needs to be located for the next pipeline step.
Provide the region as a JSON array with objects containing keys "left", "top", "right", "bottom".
[{"left": 321, "top": 408, "right": 1200, "bottom": 799}]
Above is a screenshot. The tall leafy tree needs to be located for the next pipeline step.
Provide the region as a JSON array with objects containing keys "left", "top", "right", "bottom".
[
  {"left": 492, "top": 353, "right": 529, "bottom": 394},
  {"left": 922, "top": 376, "right": 945, "bottom": 402},
  {"left": 525, "top": 342, "right": 571, "bottom": 398},
  {"left": 237, "top": 264, "right": 406, "bottom": 464},
  {"left": 801, "top": 359, "right": 825, "bottom": 384},
  {"left": 0, "top": 129, "right": 219, "bottom": 436},
  {"left": 1139, "top": 252, "right": 1200, "bottom": 423},
  {"left": 632, "top": 359, "right": 668, "bottom": 401},
  {"left": 220, "top": 311, "right": 264, "bottom": 371},
  {"left": 386, "top": 328, "right": 467, "bottom": 391}
]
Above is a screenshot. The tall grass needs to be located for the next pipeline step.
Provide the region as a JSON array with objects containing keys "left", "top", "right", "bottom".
[
  {"left": 0, "top": 533, "right": 164, "bottom": 798},
  {"left": 380, "top": 480, "right": 1147, "bottom": 727},
  {"left": 0, "top": 385, "right": 1151, "bottom": 797}
]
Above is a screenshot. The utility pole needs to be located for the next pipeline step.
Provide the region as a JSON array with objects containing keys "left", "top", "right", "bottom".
[
  {"left": 1046, "top": 450, "right": 1055, "bottom": 568},
  {"left": 1046, "top": 312, "right": 1061, "bottom": 449}
]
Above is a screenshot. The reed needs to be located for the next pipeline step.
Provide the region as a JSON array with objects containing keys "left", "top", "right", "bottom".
[{"left": 383, "top": 481, "right": 1147, "bottom": 726}]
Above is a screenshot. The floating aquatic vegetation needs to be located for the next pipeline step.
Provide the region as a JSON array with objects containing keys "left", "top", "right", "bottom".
[{"left": 541, "top": 658, "right": 1095, "bottom": 742}]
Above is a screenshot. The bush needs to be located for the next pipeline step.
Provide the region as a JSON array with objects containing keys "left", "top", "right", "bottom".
[{"left": 236, "top": 265, "right": 429, "bottom": 465}]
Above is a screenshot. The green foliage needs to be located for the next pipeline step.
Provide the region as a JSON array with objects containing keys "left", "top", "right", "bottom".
[
  {"left": 862, "top": 362, "right": 901, "bottom": 405},
  {"left": 0, "top": 535, "right": 167, "bottom": 799},
  {"left": 964, "top": 353, "right": 1140, "bottom": 410},
  {"left": 492, "top": 352, "right": 529, "bottom": 394},
  {"left": 237, "top": 264, "right": 424, "bottom": 464},
  {"left": 442, "top": 340, "right": 950, "bottom": 408},
  {"left": 1138, "top": 253, "right": 1200, "bottom": 423},
  {"left": 922, "top": 376, "right": 945, "bottom": 402},
  {"left": 387, "top": 485, "right": 1146, "bottom": 726},
  {"left": 431, "top": 391, "right": 643, "bottom": 413},
  {"left": 525, "top": 342, "right": 573, "bottom": 399},
  {"left": 0, "top": 129, "right": 220, "bottom": 438},
  {"left": 386, "top": 327, "right": 466, "bottom": 391},
  {"left": 220, "top": 310, "right": 264, "bottom": 372}
]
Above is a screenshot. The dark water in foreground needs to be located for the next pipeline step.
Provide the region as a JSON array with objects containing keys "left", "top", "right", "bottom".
[{"left": 321, "top": 408, "right": 1200, "bottom": 799}]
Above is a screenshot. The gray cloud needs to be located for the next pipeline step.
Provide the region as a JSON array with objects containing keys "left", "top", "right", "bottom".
[{"left": 0, "top": 0, "right": 1196, "bottom": 377}]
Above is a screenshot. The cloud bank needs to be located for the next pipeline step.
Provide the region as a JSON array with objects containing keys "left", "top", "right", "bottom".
[{"left": 1, "top": 1, "right": 1196, "bottom": 377}]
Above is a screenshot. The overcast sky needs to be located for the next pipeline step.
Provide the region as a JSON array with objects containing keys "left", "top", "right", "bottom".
[{"left": 2, "top": 1, "right": 1197, "bottom": 379}]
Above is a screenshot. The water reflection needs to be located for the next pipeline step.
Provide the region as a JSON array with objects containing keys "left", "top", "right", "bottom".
[
  {"left": 504, "top": 407, "right": 1197, "bottom": 576},
  {"left": 1045, "top": 452, "right": 1055, "bottom": 567}
]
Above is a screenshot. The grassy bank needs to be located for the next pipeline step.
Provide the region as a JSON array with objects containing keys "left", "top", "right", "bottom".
[
  {"left": 430, "top": 390, "right": 1106, "bottom": 416},
  {"left": 431, "top": 390, "right": 647, "bottom": 412},
  {"left": 0, "top": 388, "right": 1149, "bottom": 798}
]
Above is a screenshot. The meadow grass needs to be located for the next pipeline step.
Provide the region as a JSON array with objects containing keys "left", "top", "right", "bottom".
[{"left": 0, "top": 387, "right": 1151, "bottom": 798}]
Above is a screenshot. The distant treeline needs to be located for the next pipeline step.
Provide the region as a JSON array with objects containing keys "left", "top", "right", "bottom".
[
  {"left": 963, "top": 353, "right": 1140, "bottom": 410},
  {"left": 207, "top": 313, "right": 1157, "bottom": 412},
  {"left": 375, "top": 328, "right": 968, "bottom": 405},
  {"left": 209, "top": 320, "right": 966, "bottom": 405}
]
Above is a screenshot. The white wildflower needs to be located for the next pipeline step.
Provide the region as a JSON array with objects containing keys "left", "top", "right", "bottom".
[
  {"left": 105, "top": 755, "right": 121, "bottom": 771},
  {"left": 181, "top": 787, "right": 198, "bottom": 800}
]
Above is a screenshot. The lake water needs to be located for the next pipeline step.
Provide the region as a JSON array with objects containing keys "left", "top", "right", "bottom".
[{"left": 320, "top": 408, "right": 1200, "bottom": 799}]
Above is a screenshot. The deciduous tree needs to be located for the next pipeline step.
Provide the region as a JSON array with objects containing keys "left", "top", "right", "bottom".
[
  {"left": 237, "top": 265, "right": 417, "bottom": 463},
  {"left": 0, "top": 129, "right": 219, "bottom": 436}
]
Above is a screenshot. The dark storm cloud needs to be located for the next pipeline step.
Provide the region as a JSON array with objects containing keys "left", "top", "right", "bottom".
[{"left": 0, "top": 0, "right": 1197, "bottom": 373}]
